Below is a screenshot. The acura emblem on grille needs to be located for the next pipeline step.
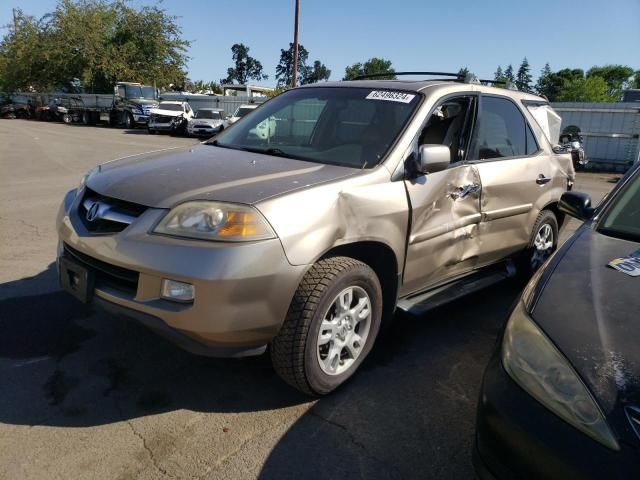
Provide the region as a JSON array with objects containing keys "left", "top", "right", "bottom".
[{"left": 86, "top": 202, "right": 101, "bottom": 222}]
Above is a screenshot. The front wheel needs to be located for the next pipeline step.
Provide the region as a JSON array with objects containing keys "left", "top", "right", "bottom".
[
  {"left": 124, "top": 112, "right": 134, "bottom": 129},
  {"left": 271, "top": 256, "right": 383, "bottom": 396}
]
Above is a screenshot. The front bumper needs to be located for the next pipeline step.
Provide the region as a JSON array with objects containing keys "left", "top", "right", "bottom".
[
  {"left": 56, "top": 189, "right": 308, "bottom": 357},
  {"left": 133, "top": 114, "right": 149, "bottom": 124},
  {"left": 188, "top": 125, "right": 222, "bottom": 136},
  {"left": 475, "top": 353, "right": 640, "bottom": 480},
  {"left": 148, "top": 122, "right": 177, "bottom": 131}
]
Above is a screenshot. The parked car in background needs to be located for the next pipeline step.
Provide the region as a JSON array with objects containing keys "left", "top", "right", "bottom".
[
  {"left": 148, "top": 100, "right": 194, "bottom": 135},
  {"left": 187, "top": 108, "right": 228, "bottom": 137},
  {"left": 474, "top": 162, "right": 640, "bottom": 479},
  {"left": 228, "top": 103, "right": 258, "bottom": 124},
  {"left": 57, "top": 75, "right": 574, "bottom": 396}
]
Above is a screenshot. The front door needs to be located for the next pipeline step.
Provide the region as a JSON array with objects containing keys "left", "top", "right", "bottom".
[{"left": 401, "top": 95, "right": 481, "bottom": 296}]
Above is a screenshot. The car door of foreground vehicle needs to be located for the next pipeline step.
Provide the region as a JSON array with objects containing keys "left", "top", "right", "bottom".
[
  {"left": 401, "top": 94, "right": 482, "bottom": 296},
  {"left": 469, "top": 94, "right": 558, "bottom": 266}
]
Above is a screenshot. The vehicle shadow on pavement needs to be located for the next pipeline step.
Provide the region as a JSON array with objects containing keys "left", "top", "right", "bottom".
[
  {"left": 0, "top": 265, "right": 309, "bottom": 430},
  {"left": 0, "top": 265, "right": 524, "bottom": 478},
  {"left": 256, "top": 282, "right": 525, "bottom": 480}
]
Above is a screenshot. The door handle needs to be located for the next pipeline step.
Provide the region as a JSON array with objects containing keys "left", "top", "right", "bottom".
[
  {"left": 449, "top": 183, "right": 480, "bottom": 200},
  {"left": 536, "top": 174, "right": 552, "bottom": 185}
]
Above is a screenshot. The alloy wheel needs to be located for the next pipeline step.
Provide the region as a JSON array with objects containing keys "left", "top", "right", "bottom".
[{"left": 317, "top": 286, "right": 372, "bottom": 376}]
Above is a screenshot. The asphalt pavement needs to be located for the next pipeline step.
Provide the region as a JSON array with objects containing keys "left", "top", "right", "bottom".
[{"left": 0, "top": 119, "right": 620, "bottom": 479}]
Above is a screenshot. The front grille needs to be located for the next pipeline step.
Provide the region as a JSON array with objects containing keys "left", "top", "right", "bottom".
[
  {"left": 626, "top": 405, "right": 640, "bottom": 441},
  {"left": 78, "top": 188, "right": 147, "bottom": 234},
  {"left": 152, "top": 115, "right": 172, "bottom": 123},
  {"left": 63, "top": 243, "right": 139, "bottom": 296}
]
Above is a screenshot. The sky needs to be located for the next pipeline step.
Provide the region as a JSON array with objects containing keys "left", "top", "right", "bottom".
[{"left": 2, "top": 0, "right": 639, "bottom": 86}]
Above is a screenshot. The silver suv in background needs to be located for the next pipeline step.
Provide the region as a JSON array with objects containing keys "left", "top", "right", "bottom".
[
  {"left": 187, "top": 108, "right": 228, "bottom": 137},
  {"left": 228, "top": 103, "right": 258, "bottom": 124},
  {"left": 57, "top": 73, "right": 574, "bottom": 395}
]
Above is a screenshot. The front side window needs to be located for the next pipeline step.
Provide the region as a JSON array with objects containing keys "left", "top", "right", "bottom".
[
  {"left": 212, "top": 87, "right": 421, "bottom": 168},
  {"left": 470, "top": 96, "right": 527, "bottom": 160}
]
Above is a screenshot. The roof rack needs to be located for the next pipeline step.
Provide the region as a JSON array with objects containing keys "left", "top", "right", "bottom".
[{"left": 353, "top": 71, "right": 466, "bottom": 81}]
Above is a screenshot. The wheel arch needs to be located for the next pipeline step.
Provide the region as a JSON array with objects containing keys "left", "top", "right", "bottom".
[
  {"left": 542, "top": 201, "right": 566, "bottom": 229},
  {"left": 319, "top": 241, "right": 400, "bottom": 322}
]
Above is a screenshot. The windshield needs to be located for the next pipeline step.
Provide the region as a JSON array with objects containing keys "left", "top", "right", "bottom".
[
  {"left": 599, "top": 170, "right": 640, "bottom": 242},
  {"left": 235, "top": 107, "right": 255, "bottom": 118},
  {"left": 212, "top": 87, "right": 420, "bottom": 168},
  {"left": 125, "top": 85, "right": 156, "bottom": 99},
  {"left": 158, "top": 103, "right": 183, "bottom": 112},
  {"left": 196, "top": 110, "right": 221, "bottom": 119}
]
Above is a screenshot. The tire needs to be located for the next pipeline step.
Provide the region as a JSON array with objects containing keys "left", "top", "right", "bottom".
[
  {"left": 124, "top": 112, "right": 134, "bottom": 129},
  {"left": 62, "top": 113, "right": 72, "bottom": 124},
  {"left": 520, "top": 210, "right": 558, "bottom": 277},
  {"left": 82, "top": 111, "right": 91, "bottom": 125},
  {"left": 271, "top": 256, "right": 383, "bottom": 396}
]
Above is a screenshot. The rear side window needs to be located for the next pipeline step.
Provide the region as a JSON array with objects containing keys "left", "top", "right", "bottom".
[{"left": 471, "top": 96, "right": 527, "bottom": 160}]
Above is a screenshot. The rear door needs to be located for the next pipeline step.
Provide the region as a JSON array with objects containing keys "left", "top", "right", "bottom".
[
  {"left": 401, "top": 94, "right": 482, "bottom": 295},
  {"left": 469, "top": 94, "right": 559, "bottom": 266}
]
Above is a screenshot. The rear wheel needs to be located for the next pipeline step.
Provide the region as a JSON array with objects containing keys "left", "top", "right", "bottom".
[
  {"left": 271, "top": 256, "right": 383, "bottom": 396},
  {"left": 62, "top": 113, "right": 72, "bottom": 124},
  {"left": 522, "top": 210, "right": 558, "bottom": 276}
]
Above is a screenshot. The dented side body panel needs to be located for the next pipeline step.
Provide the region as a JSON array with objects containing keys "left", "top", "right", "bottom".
[{"left": 257, "top": 167, "right": 410, "bottom": 268}]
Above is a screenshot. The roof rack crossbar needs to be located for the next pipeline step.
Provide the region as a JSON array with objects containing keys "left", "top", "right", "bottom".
[{"left": 353, "top": 71, "right": 465, "bottom": 81}]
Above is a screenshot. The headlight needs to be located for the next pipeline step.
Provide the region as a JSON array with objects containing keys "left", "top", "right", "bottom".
[
  {"left": 153, "top": 201, "right": 276, "bottom": 242},
  {"left": 502, "top": 301, "right": 619, "bottom": 450}
]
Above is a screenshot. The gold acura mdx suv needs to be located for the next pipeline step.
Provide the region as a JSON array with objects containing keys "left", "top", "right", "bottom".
[{"left": 57, "top": 73, "right": 574, "bottom": 395}]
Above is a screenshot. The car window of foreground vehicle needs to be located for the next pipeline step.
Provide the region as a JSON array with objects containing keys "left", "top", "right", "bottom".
[
  {"left": 210, "top": 87, "right": 421, "bottom": 168},
  {"left": 598, "top": 170, "right": 640, "bottom": 242}
]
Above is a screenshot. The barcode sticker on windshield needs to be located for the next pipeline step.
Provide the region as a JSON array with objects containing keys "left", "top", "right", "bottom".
[
  {"left": 608, "top": 249, "right": 640, "bottom": 277},
  {"left": 365, "top": 91, "right": 416, "bottom": 103}
]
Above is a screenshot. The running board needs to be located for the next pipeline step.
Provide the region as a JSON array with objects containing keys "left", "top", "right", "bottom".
[{"left": 397, "top": 263, "right": 516, "bottom": 316}]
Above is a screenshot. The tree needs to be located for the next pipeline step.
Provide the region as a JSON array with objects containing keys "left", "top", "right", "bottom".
[
  {"left": 633, "top": 71, "right": 640, "bottom": 89},
  {"left": 586, "top": 65, "right": 635, "bottom": 100},
  {"left": 222, "top": 43, "right": 267, "bottom": 84},
  {"left": 343, "top": 57, "right": 395, "bottom": 80},
  {"left": 458, "top": 66, "right": 470, "bottom": 78},
  {"left": 515, "top": 57, "right": 532, "bottom": 93},
  {"left": 301, "top": 60, "right": 331, "bottom": 84},
  {"left": 493, "top": 66, "right": 504, "bottom": 81},
  {"left": 503, "top": 64, "right": 515, "bottom": 84},
  {"left": 275, "top": 42, "right": 309, "bottom": 87},
  {"left": 535, "top": 62, "right": 553, "bottom": 98},
  {"left": 0, "top": 1, "right": 190, "bottom": 92},
  {"left": 557, "top": 76, "right": 615, "bottom": 102}
]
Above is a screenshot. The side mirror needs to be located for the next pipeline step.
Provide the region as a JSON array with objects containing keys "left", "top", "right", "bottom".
[
  {"left": 419, "top": 144, "right": 450, "bottom": 174},
  {"left": 559, "top": 191, "right": 594, "bottom": 221}
]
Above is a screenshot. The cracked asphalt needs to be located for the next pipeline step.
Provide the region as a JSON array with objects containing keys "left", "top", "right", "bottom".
[{"left": 0, "top": 119, "right": 619, "bottom": 479}]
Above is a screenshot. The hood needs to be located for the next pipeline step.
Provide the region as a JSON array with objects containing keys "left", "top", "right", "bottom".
[
  {"left": 189, "top": 118, "right": 222, "bottom": 126},
  {"left": 532, "top": 225, "right": 640, "bottom": 438},
  {"left": 150, "top": 108, "right": 182, "bottom": 117},
  {"left": 86, "top": 144, "right": 358, "bottom": 208}
]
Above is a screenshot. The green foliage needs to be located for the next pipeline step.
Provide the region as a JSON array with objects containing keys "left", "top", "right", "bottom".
[
  {"left": 265, "top": 85, "right": 287, "bottom": 98},
  {"left": 301, "top": 60, "right": 331, "bottom": 85},
  {"left": 343, "top": 58, "right": 395, "bottom": 80},
  {"left": 192, "top": 80, "right": 222, "bottom": 94},
  {"left": 586, "top": 65, "right": 635, "bottom": 100},
  {"left": 0, "top": 1, "right": 190, "bottom": 92},
  {"left": 515, "top": 57, "right": 532, "bottom": 93},
  {"left": 275, "top": 43, "right": 309, "bottom": 87},
  {"left": 503, "top": 64, "right": 515, "bottom": 84},
  {"left": 556, "top": 76, "right": 616, "bottom": 102},
  {"left": 633, "top": 71, "right": 640, "bottom": 89},
  {"left": 221, "top": 43, "right": 267, "bottom": 85}
]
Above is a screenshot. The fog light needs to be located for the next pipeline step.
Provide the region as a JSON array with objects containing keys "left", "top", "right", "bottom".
[{"left": 161, "top": 279, "right": 194, "bottom": 302}]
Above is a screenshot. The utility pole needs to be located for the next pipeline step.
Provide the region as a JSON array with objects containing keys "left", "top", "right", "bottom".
[
  {"left": 291, "top": 0, "right": 300, "bottom": 88},
  {"left": 13, "top": 8, "right": 19, "bottom": 36}
]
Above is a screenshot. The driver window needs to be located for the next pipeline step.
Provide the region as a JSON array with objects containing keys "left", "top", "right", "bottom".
[{"left": 418, "top": 97, "right": 474, "bottom": 164}]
